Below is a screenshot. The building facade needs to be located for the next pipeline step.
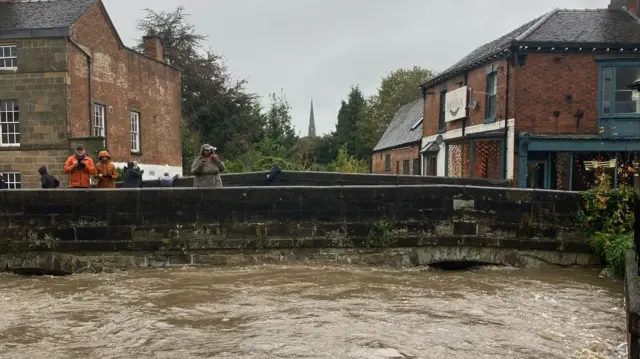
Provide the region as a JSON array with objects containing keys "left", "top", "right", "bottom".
[
  {"left": 0, "top": 0, "right": 182, "bottom": 188},
  {"left": 419, "top": 2, "right": 640, "bottom": 190},
  {"left": 372, "top": 99, "right": 423, "bottom": 175}
]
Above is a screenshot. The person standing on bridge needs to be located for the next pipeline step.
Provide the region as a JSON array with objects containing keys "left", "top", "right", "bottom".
[
  {"left": 266, "top": 162, "right": 282, "bottom": 185},
  {"left": 94, "top": 151, "right": 118, "bottom": 188},
  {"left": 64, "top": 145, "right": 95, "bottom": 189},
  {"left": 191, "top": 144, "right": 225, "bottom": 188}
]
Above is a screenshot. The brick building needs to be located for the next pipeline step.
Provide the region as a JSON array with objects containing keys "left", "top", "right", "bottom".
[
  {"left": 419, "top": 1, "right": 640, "bottom": 190},
  {"left": 0, "top": 0, "right": 181, "bottom": 189},
  {"left": 372, "top": 99, "right": 422, "bottom": 175}
]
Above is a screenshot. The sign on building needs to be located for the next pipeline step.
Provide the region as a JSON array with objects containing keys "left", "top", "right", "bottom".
[{"left": 445, "top": 86, "right": 468, "bottom": 123}]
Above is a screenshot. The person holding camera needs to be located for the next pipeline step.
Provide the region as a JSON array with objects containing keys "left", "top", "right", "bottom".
[
  {"left": 94, "top": 150, "right": 118, "bottom": 188},
  {"left": 190, "top": 144, "right": 225, "bottom": 188},
  {"left": 63, "top": 144, "right": 95, "bottom": 188}
]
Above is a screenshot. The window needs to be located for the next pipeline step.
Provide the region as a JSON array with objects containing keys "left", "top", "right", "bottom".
[
  {"left": 402, "top": 160, "right": 410, "bottom": 175},
  {"left": 0, "top": 99, "right": 19, "bottom": 146},
  {"left": 2, "top": 172, "right": 21, "bottom": 189},
  {"left": 439, "top": 89, "right": 447, "bottom": 131},
  {"left": 601, "top": 65, "right": 640, "bottom": 115},
  {"left": 396, "top": 161, "right": 400, "bottom": 175},
  {"left": 385, "top": 154, "right": 391, "bottom": 172},
  {"left": 130, "top": 111, "right": 140, "bottom": 153},
  {"left": 486, "top": 72, "right": 497, "bottom": 120},
  {"left": 93, "top": 104, "right": 105, "bottom": 137},
  {"left": 410, "top": 116, "right": 423, "bottom": 131},
  {"left": 0, "top": 45, "right": 17, "bottom": 70},
  {"left": 412, "top": 159, "right": 419, "bottom": 175},
  {"left": 425, "top": 155, "right": 437, "bottom": 176}
]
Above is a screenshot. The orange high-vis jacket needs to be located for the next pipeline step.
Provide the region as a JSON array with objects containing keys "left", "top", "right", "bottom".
[{"left": 64, "top": 155, "right": 95, "bottom": 188}]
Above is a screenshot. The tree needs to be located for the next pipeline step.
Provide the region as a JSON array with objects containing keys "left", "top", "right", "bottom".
[
  {"left": 334, "top": 86, "right": 366, "bottom": 158},
  {"left": 137, "top": 7, "right": 265, "bottom": 167},
  {"left": 255, "top": 93, "right": 297, "bottom": 159},
  {"left": 358, "top": 66, "right": 436, "bottom": 157}
]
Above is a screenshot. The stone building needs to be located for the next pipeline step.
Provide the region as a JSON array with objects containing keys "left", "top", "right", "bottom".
[
  {"left": 371, "top": 99, "right": 423, "bottom": 175},
  {"left": 419, "top": 0, "right": 640, "bottom": 190},
  {"left": 0, "top": 0, "right": 182, "bottom": 188}
]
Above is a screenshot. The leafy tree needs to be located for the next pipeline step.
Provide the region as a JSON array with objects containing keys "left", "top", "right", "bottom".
[
  {"left": 334, "top": 87, "right": 366, "bottom": 158},
  {"left": 358, "top": 66, "right": 436, "bottom": 156},
  {"left": 255, "top": 93, "right": 297, "bottom": 159},
  {"left": 137, "top": 7, "right": 265, "bottom": 167},
  {"left": 330, "top": 145, "right": 369, "bottom": 173}
]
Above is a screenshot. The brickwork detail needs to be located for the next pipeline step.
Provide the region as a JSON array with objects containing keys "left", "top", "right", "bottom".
[{"left": 371, "top": 145, "right": 420, "bottom": 174}]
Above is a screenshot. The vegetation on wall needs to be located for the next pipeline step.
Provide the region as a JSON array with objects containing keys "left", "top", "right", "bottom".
[{"left": 576, "top": 171, "right": 634, "bottom": 277}]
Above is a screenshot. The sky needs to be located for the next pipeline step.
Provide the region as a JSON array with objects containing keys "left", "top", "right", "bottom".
[{"left": 103, "top": 0, "right": 609, "bottom": 137}]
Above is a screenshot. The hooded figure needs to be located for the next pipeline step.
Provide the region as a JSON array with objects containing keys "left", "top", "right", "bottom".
[
  {"left": 266, "top": 162, "right": 282, "bottom": 185},
  {"left": 159, "top": 172, "right": 179, "bottom": 187},
  {"left": 191, "top": 144, "right": 225, "bottom": 188},
  {"left": 94, "top": 150, "right": 118, "bottom": 188},
  {"left": 122, "top": 161, "right": 144, "bottom": 188},
  {"left": 39, "top": 166, "right": 60, "bottom": 189},
  {"left": 0, "top": 174, "right": 6, "bottom": 190}
]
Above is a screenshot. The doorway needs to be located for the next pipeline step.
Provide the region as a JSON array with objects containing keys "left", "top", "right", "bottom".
[{"left": 526, "top": 160, "right": 548, "bottom": 189}]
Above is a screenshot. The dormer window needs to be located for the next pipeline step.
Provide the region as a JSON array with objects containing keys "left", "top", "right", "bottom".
[
  {"left": 410, "top": 116, "right": 423, "bottom": 131},
  {"left": 0, "top": 45, "right": 17, "bottom": 70}
]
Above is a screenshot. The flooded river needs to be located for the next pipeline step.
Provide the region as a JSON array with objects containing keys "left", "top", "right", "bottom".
[{"left": 0, "top": 265, "right": 626, "bottom": 359}]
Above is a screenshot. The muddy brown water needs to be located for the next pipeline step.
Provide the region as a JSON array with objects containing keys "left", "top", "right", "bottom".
[{"left": 0, "top": 265, "right": 626, "bottom": 359}]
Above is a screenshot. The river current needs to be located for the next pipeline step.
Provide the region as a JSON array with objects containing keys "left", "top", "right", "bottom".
[{"left": 0, "top": 265, "right": 627, "bottom": 359}]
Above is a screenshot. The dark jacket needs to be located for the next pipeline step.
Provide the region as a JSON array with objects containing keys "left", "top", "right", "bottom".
[
  {"left": 0, "top": 176, "right": 5, "bottom": 189},
  {"left": 39, "top": 166, "right": 60, "bottom": 189},
  {"left": 267, "top": 163, "right": 282, "bottom": 185},
  {"left": 122, "top": 163, "right": 144, "bottom": 188}
]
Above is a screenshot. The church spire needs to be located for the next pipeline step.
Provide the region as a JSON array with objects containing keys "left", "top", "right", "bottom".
[{"left": 308, "top": 98, "right": 317, "bottom": 137}]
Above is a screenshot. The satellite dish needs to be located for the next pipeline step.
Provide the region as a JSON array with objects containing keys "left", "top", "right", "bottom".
[
  {"left": 435, "top": 135, "right": 444, "bottom": 145},
  {"left": 469, "top": 99, "right": 478, "bottom": 109}
]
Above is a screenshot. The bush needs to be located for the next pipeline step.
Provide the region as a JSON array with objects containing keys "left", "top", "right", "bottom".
[{"left": 576, "top": 183, "right": 635, "bottom": 278}]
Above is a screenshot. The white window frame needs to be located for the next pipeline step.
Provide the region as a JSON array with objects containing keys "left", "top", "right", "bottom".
[
  {"left": 0, "top": 44, "right": 17, "bottom": 70},
  {"left": 2, "top": 172, "right": 21, "bottom": 189},
  {"left": 0, "top": 99, "right": 20, "bottom": 147},
  {"left": 94, "top": 104, "right": 105, "bottom": 137},
  {"left": 130, "top": 111, "right": 140, "bottom": 153}
]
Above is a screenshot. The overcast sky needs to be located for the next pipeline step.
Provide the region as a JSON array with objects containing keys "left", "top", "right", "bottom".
[{"left": 103, "top": 0, "right": 609, "bottom": 136}]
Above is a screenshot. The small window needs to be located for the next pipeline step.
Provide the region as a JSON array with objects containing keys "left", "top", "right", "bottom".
[
  {"left": 412, "top": 159, "right": 419, "bottom": 175},
  {"left": 486, "top": 72, "right": 497, "bottom": 120},
  {"left": 94, "top": 104, "right": 105, "bottom": 137},
  {"left": 402, "top": 160, "right": 410, "bottom": 175},
  {"left": 385, "top": 154, "right": 391, "bottom": 172},
  {"left": 439, "top": 89, "right": 447, "bottom": 131},
  {"left": 0, "top": 45, "right": 17, "bottom": 70},
  {"left": 2, "top": 172, "right": 21, "bottom": 189},
  {"left": 396, "top": 161, "right": 400, "bottom": 175},
  {"left": 0, "top": 99, "right": 19, "bottom": 146},
  {"left": 410, "top": 116, "right": 423, "bottom": 131},
  {"left": 130, "top": 111, "right": 140, "bottom": 153}
]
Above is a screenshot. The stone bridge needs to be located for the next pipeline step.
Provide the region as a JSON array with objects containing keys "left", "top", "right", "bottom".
[{"left": 0, "top": 172, "right": 598, "bottom": 274}]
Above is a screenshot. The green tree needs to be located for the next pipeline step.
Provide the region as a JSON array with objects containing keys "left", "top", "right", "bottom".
[
  {"left": 358, "top": 66, "right": 436, "bottom": 156},
  {"left": 330, "top": 145, "right": 369, "bottom": 173},
  {"left": 255, "top": 93, "right": 297, "bottom": 158},
  {"left": 335, "top": 86, "right": 366, "bottom": 158},
  {"left": 137, "top": 7, "right": 265, "bottom": 167}
]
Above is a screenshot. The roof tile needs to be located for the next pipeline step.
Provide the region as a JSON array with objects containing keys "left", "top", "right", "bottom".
[
  {"left": 373, "top": 99, "right": 423, "bottom": 151},
  {"left": 0, "top": 0, "right": 95, "bottom": 30}
]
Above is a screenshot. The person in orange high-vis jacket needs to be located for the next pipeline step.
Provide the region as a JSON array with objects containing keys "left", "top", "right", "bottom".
[
  {"left": 94, "top": 150, "right": 118, "bottom": 188},
  {"left": 64, "top": 144, "right": 95, "bottom": 188}
]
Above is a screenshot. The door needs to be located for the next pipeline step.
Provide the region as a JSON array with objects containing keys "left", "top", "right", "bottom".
[{"left": 526, "top": 160, "right": 548, "bottom": 189}]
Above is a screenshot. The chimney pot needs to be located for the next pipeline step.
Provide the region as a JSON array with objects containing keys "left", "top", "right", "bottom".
[{"left": 142, "top": 33, "right": 164, "bottom": 62}]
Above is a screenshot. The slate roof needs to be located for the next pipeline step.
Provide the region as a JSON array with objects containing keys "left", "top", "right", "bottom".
[
  {"left": 373, "top": 99, "right": 423, "bottom": 152},
  {"left": 0, "top": 0, "right": 95, "bottom": 30},
  {"left": 423, "top": 8, "right": 640, "bottom": 87}
]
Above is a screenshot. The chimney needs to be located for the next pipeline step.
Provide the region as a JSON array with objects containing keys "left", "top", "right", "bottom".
[
  {"left": 610, "top": 0, "right": 640, "bottom": 17},
  {"left": 142, "top": 31, "right": 164, "bottom": 62}
]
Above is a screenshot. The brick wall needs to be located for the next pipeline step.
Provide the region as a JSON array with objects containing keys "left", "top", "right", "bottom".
[
  {"left": 0, "top": 186, "right": 589, "bottom": 258},
  {"left": 69, "top": 1, "right": 182, "bottom": 167},
  {"left": 0, "top": 38, "right": 70, "bottom": 188},
  {"left": 371, "top": 144, "right": 420, "bottom": 174}
]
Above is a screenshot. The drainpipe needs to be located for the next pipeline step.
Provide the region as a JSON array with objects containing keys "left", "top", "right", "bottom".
[
  {"left": 462, "top": 71, "right": 469, "bottom": 137},
  {"left": 87, "top": 56, "right": 93, "bottom": 136},
  {"left": 503, "top": 57, "right": 511, "bottom": 179}
]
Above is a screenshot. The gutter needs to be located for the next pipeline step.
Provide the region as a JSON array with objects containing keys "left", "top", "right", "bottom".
[
  {"left": 462, "top": 71, "right": 469, "bottom": 137},
  {"left": 503, "top": 53, "right": 512, "bottom": 179},
  {"left": 69, "top": 39, "right": 93, "bottom": 136}
]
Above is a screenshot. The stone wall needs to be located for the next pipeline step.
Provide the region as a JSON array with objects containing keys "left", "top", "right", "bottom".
[
  {"left": 0, "top": 38, "right": 70, "bottom": 188},
  {"left": 0, "top": 185, "right": 597, "bottom": 273},
  {"left": 138, "top": 171, "right": 513, "bottom": 188}
]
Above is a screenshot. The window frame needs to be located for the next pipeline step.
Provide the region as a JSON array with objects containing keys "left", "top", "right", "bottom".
[
  {"left": 438, "top": 87, "right": 447, "bottom": 133},
  {"left": 0, "top": 44, "right": 17, "bottom": 71},
  {"left": 0, "top": 99, "right": 20, "bottom": 147},
  {"left": 485, "top": 71, "right": 498, "bottom": 123},
  {"left": 402, "top": 159, "right": 410, "bottom": 175},
  {"left": 396, "top": 160, "right": 400, "bottom": 175},
  {"left": 130, "top": 110, "right": 141, "bottom": 153},
  {"left": 384, "top": 153, "right": 391, "bottom": 172},
  {"left": 2, "top": 172, "right": 21, "bottom": 189},
  {"left": 93, "top": 103, "right": 106, "bottom": 137},
  {"left": 598, "top": 61, "right": 640, "bottom": 118},
  {"left": 412, "top": 158, "right": 419, "bottom": 176}
]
